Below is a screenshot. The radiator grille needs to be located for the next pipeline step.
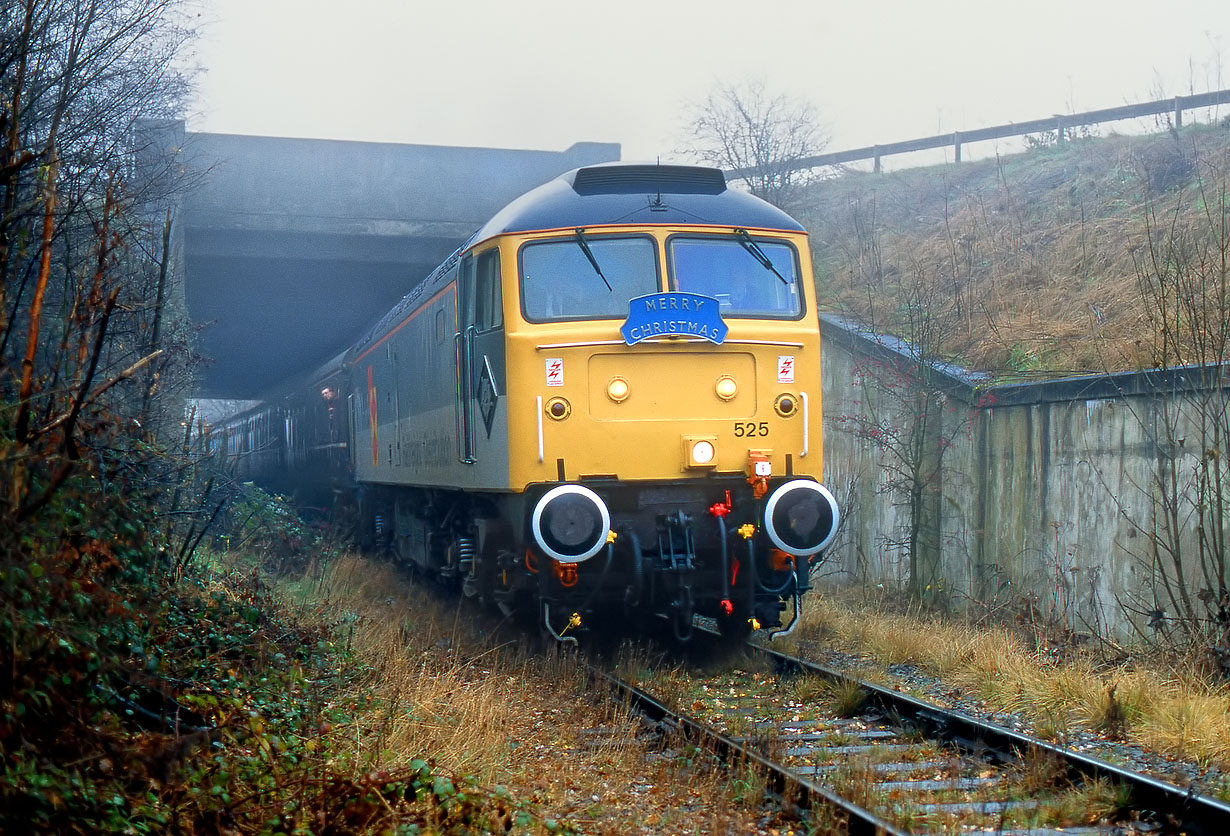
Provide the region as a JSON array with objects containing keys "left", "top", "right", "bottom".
[{"left": 571, "top": 164, "right": 727, "bottom": 196}]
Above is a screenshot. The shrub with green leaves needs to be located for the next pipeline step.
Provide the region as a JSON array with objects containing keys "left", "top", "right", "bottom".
[{"left": 1, "top": 419, "right": 560, "bottom": 833}]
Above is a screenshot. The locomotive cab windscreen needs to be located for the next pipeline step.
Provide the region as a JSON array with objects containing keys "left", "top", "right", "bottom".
[
  {"left": 520, "top": 234, "right": 659, "bottom": 321},
  {"left": 669, "top": 234, "right": 803, "bottom": 318},
  {"left": 518, "top": 229, "right": 805, "bottom": 321}
]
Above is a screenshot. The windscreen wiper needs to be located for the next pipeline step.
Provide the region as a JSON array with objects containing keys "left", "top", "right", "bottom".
[
  {"left": 735, "top": 228, "right": 789, "bottom": 285},
  {"left": 574, "top": 227, "right": 613, "bottom": 292}
]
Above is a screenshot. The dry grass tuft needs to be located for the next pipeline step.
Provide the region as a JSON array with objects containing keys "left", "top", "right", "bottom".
[
  {"left": 788, "top": 674, "right": 833, "bottom": 704},
  {"left": 1040, "top": 777, "right": 1132, "bottom": 826},
  {"left": 275, "top": 554, "right": 797, "bottom": 833},
  {"left": 828, "top": 679, "right": 871, "bottom": 718}
]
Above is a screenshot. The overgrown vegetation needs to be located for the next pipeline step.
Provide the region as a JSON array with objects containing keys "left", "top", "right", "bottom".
[
  {"left": 0, "top": 3, "right": 557, "bottom": 832},
  {"left": 3, "top": 519, "right": 552, "bottom": 833},
  {"left": 805, "top": 119, "right": 1230, "bottom": 375},
  {"left": 785, "top": 590, "right": 1230, "bottom": 773},
  {"left": 276, "top": 553, "right": 804, "bottom": 834},
  {"left": 808, "top": 117, "right": 1230, "bottom": 654}
]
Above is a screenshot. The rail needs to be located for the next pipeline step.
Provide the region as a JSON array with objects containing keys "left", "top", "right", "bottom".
[{"left": 596, "top": 631, "right": 1230, "bottom": 835}]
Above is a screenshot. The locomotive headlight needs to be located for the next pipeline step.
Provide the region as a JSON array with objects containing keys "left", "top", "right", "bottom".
[
  {"left": 684, "top": 435, "right": 718, "bottom": 468},
  {"left": 606, "top": 376, "right": 630, "bottom": 403},
  {"left": 714, "top": 375, "right": 738, "bottom": 401}
]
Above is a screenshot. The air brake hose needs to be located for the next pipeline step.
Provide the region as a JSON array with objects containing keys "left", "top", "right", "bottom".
[{"left": 748, "top": 536, "right": 795, "bottom": 597}]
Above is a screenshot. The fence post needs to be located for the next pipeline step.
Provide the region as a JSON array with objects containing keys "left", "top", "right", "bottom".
[
  {"left": 1174, "top": 96, "right": 1183, "bottom": 128},
  {"left": 953, "top": 131, "right": 962, "bottom": 163},
  {"left": 1055, "top": 115, "right": 1066, "bottom": 143},
  {"left": 873, "top": 145, "right": 882, "bottom": 173}
]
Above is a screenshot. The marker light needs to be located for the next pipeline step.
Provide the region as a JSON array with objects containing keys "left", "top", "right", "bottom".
[
  {"left": 606, "top": 377, "right": 630, "bottom": 403},
  {"left": 715, "top": 375, "right": 738, "bottom": 401},
  {"left": 684, "top": 436, "right": 718, "bottom": 468},
  {"left": 774, "top": 394, "right": 797, "bottom": 417},
  {"left": 545, "top": 397, "right": 571, "bottom": 420}
]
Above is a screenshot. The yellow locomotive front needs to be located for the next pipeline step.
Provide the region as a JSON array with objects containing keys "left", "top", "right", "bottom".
[
  {"left": 504, "top": 225, "right": 820, "bottom": 488},
  {"left": 460, "top": 164, "right": 840, "bottom": 641}
]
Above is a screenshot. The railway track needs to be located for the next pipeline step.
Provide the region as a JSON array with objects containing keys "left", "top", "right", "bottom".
[{"left": 592, "top": 634, "right": 1230, "bottom": 835}]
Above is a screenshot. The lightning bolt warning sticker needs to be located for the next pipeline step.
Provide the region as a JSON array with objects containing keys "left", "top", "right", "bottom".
[
  {"left": 545, "top": 358, "right": 564, "bottom": 387},
  {"left": 777, "top": 355, "right": 795, "bottom": 384}
]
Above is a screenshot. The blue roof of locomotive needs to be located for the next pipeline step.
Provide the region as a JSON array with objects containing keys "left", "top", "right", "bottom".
[{"left": 472, "top": 162, "right": 806, "bottom": 242}]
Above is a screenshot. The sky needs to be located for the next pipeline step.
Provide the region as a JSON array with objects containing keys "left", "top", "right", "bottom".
[{"left": 189, "top": 0, "right": 1229, "bottom": 167}]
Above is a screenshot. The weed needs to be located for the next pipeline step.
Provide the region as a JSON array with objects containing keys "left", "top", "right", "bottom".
[
  {"left": 1095, "top": 683, "right": 1130, "bottom": 739},
  {"left": 829, "top": 680, "right": 872, "bottom": 717},
  {"left": 1038, "top": 777, "right": 1131, "bottom": 826},
  {"left": 726, "top": 762, "right": 769, "bottom": 805},
  {"left": 1032, "top": 708, "right": 1072, "bottom": 743},
  {"left": 789, "top": 674, "right": 833, "bottom": 704},
  {"left": 1018, "top": 745, "right": 1069, "bottom": 794}
]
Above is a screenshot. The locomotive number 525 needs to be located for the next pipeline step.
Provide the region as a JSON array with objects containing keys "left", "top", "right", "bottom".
[{"left": 733, "top": 422, "right": 770, "bottom": 438}]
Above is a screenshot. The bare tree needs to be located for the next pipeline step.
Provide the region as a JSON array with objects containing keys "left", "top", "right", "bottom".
[
  {"left": 825, "top": 192, "right": 989, "bottom": 601},
  {"left": 1, "top": 0, "right": 196, "bottom": 514},
  {"left": 682, "top": 79, "right": 830, "bottom": 210},
  {"left": 1106, "top": 152, "right": 1230, "bottom": 658}
]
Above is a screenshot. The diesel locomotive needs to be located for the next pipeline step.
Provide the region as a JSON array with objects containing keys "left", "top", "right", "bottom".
[{"left": 211, "top": 162, "right": 840, "bottom": 642}]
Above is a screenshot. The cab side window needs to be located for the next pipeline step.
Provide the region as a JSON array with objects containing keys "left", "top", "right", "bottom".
[{"left": 475, "top": 249, "right": 502, "bottom": 332}]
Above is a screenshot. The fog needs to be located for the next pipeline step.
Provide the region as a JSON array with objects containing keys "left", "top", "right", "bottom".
[{"left": 191, "top": 0, "right": 1228, "bottom": 162}]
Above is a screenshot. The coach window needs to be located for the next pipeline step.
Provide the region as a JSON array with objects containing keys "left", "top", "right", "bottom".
[
  {"left": 668, "top": 235, "right": 803, "bottom": 319},
  {"left": 520, "top": 234, "right": 658, "bottom": 321},
  {"left": 475, "top": 249, "right": 502, "bottom": 331}
]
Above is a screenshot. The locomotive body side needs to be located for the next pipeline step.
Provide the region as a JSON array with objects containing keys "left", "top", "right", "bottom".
[{"left": 348, "top": 260, "right": 512, "bottom": 493}]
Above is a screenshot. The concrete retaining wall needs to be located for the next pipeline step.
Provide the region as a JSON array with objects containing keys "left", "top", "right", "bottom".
[{"left": 819, "top": 315, "right": 1229, "bottom": 639}]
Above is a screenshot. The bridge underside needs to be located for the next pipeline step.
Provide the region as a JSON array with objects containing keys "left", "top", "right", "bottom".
[
  {"left": 173, "top": 129, "right": 620, "bottom": 399},
  {"left": 185, "top": 227, "right": 459, "bottom": 397}
]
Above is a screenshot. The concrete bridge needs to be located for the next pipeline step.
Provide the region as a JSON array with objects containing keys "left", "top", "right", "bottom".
[{"left": 162, "top": 124, "right": 620, "bottom": 396}]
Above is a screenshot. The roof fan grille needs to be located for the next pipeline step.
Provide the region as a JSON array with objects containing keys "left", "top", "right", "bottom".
[{"left": 571, "top": 165, "right": 727, "bottom": 196}]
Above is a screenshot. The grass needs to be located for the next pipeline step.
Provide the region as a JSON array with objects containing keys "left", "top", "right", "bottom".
[
  {"left": 257, "top": 552, "right": 818, "bottom": 834},
  {"left": 788, "top": 589, "right": 1230, "bottom": 769},
  {"left": 1036, "top": 777, "right": 1132, "bottom": 827},
  {"left": 805, "top": 120, "right": 1230, "bottom": 376}
]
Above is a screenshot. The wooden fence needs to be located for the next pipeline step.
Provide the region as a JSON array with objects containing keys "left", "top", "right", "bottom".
[{"left": 771, "top": 88, "right": 1230, "bottom": 175}]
